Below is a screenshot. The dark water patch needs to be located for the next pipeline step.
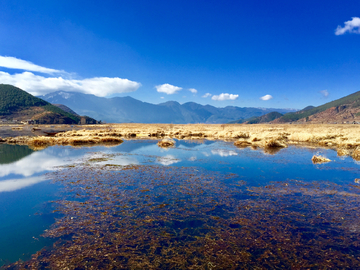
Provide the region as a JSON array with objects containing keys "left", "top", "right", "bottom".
[{"left": 0, "top": 144, "right": 33, "bottom": 164}]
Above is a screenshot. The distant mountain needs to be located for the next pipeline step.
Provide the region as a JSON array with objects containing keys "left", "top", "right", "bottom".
[
  {"left": 301, "top": 106, "right": 315, "bottom": 112},
  {"left": 272, "top": 91, "right": 360, "bottom": 124},
  {"left": 229, "top": 111, "right": 283, "bottom": 124},
  {"left": 0, "top": 84, "right": 80, "bottom": 124},
  {"left": 39, "top": 91, "right": 295, "bottom": 124}
]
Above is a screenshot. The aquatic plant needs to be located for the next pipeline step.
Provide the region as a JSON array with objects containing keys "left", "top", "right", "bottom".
[{"left": 5, "top": 159, "right": 360, "bottom": 269}]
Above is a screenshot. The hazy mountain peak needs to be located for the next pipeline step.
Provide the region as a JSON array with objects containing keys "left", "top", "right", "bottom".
[
  {"left": 159, "top": 101, "right": 181, "bottom": 106},
  {"left": 39, "top": 90, "right": 296, "bottom": 124}
]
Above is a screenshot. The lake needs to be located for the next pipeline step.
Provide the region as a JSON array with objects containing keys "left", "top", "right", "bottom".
[{"left": 1, "top": 140, "right": 360, "bottom": 268}]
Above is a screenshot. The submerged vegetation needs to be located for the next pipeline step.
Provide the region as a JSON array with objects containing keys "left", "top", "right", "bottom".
[{"left": 4, "top": 157, "right": 360, "bottom": 269}]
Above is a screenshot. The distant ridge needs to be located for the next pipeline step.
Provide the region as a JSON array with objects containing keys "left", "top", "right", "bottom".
[
  {"left": 39, "top": 91, "right": 295, "bottom": 124},
  {"left": 229, "top": 111, "right": 283, "bottom": 124},
  {"left": 272, "top": 91, "right": 360, "bottom": 123}
]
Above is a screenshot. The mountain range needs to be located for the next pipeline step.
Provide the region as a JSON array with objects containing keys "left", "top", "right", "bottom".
[
  {"left": 4, "top": 83, "right": 359, "bottom": 125},
  {"left": 229, "top": 90, "right": 360, "bottom": 124},
  {"left": 39, "top": 91, "right": 295, "bottom": 124}
]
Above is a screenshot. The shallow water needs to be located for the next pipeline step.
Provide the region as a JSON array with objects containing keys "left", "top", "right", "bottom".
[{"left": 1, "top": 140, "right": 360, "bottom": 268}]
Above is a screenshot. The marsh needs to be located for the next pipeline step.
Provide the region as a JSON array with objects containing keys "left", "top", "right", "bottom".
[{"left": 1, "top": 138, "right": 360, "bottom": 268}]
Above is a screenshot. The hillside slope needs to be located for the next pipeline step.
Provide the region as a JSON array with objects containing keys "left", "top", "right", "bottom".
[
  {"left": 0, "top": 84, "right": 80, "bottom": 124},
  {"left": 229, "top": 111, "right": 283, "bottom": 124},
  {"left": 273, "top": 91, "right": 360, "bottom": 124},
  {"left": 52, "top": 104, "right": 79, "bottom": 116}
]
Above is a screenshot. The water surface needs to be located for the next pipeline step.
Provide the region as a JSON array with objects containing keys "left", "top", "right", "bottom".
[{"left": 1, "top": 140, "right": 360, "bottom": 268}]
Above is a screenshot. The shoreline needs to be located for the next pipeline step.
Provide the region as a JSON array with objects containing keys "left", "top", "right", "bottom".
[{"left": 1, "top": 123, "right": 360, "bottom": 159}]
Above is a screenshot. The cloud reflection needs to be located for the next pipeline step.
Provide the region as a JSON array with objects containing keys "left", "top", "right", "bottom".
[
  {"left": 157, "top": 155, "right": 181, "bottom": 166},
  {"left": 211, "top": 149, "right": 238, "bottom": 157},
  {"left": 0, "top": 176, "right": 49, "bottom": 192},
  {"left": 0, "top": 151, "right": 68, "bottom": 178}
]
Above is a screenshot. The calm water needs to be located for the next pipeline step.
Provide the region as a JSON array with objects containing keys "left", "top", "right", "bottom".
[{"left": 1, "top": 140, "right": 360, "bottom": 268}]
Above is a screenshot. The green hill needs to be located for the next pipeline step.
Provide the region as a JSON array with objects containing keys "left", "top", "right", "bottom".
[
  {"left": 277, "top": 91, "right": 360, "bottom": 123},
  {"left": 246, "top": 111, "right": 283, "bottom": 124},
  {"left": 0, "top": 84, "right": 48, "bottom": 114},
  {"left": 228, "top": 111, "right": 283, "bottom": 124},
  {"left": 0, "top": 84, "right": 80, "bottom": 124},
  {"left": 52, "top": 104, "right": 80, "bottom": 116}
]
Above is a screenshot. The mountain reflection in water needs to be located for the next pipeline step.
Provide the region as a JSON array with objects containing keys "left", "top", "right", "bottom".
[{"left": 1, "top": 140, "right": 360, "bottom": 268}]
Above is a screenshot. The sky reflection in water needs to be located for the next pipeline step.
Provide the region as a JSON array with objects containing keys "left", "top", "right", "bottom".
[{"left": 1, "top": 140, "right": 360, "bottom": 267}]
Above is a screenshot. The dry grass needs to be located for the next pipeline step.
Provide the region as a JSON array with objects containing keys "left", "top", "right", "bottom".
[
  {"left": 19, "top": 135, "right": 124, "bottom": 148},
  {"left": 352, "top": 147, "right": 360, "bottom": 160},
  {"left": 311, "top": 155, "right": 331, "bottom": 164},
  {"left": 337, "top": 148, "right": 350, "bottom": 157},
  {"left": 157, "top": 138, "right": 175, "bottom": 148},
  {"left": 234, "top": 140, "right": 252, "bottom": 148},
  {"left": 263, "top": 138, "right": 287, "bottom": 148},
  {"left": 3, "top": 123, "right": 360, "bottom": 158}
]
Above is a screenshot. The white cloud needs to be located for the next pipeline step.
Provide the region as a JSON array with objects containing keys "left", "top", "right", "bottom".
[
  {"left": 320, "top": 90, "right": 329, "bottom": 97},
  {"left": 160, "top": 96, "right": 165, "bottom": 99},
  {"left": 202, "top": 93, "right": 212, "bottom": 98},
  {"left": 0, "top": 71, "right": 141, "bottom": 97},
  {"left": 335, "top": 17, "right": 360, "bottom": 35},
  {"left": 189, "top": 88, "right": 197, "bottom": 94},
  {"left": 0, "top": 56, "right": 61, "bottom": 74},
  {"left": 260, "top": 94, "right": 273, "bottom": 101},
  {"left": 0, "top": 55, "right": 141, "bottom": 97},
  {"left": 156, "top": 83, "right": 182, "bottom": 95},
  {"left": 212, "top": 93, "right": 239, "bottom": 101}
]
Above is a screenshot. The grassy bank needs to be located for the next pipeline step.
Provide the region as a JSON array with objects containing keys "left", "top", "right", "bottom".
[{"left": 2, "top": 123, "right": 360, "bottom": 158}]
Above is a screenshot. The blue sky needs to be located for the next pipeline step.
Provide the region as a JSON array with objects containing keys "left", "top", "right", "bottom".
[{"left": 0, "top": 0, "right": 359, "bottom": 109}]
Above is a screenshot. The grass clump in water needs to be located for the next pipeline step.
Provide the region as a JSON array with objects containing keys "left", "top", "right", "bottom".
[
  {"left": 157, "top": 138, "right": 175, "bottom": 148},
  {"left": 311, "top": 155, "right": 331, "bottom": 163}
]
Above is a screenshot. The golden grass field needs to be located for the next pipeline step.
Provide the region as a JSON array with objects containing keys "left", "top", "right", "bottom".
[{"left": 2, "top": 123, "right": 360, "bottom": 159}]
